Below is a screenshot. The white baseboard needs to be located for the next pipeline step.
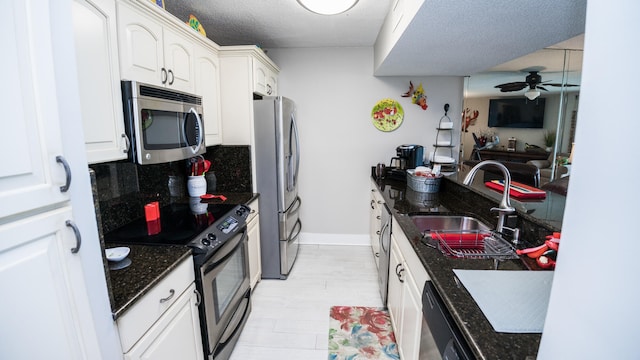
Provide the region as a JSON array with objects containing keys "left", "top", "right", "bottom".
[{"left": 299, "top": 232, "right": 369, "bottom": 246}]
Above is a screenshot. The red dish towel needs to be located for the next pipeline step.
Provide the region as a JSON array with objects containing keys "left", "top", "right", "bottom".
[{"left": 485, "top": 180, "right": 546, "bottom": 199}]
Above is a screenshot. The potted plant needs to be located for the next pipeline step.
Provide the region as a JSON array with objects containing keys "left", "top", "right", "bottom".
[{"left": 543, "top": 130, "right": 556, "bottom": 152}]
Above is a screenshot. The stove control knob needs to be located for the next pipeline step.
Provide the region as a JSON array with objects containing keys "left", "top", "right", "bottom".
[
  {"left": 207, "top": 233, "right": 217, "bottom": 241},
  {"left": 201, "top": 238, "right": 211, "bottom": 246},
  {"left": 236, "top": 208, "right": 246, "bottom": 216}
]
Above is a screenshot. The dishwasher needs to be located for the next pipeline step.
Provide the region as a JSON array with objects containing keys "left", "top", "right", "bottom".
[
  {"left": 377, "top": 204, "right": 392, "bottom": 305},
  {"left": 421, "top": 281, "right": 474, "bottom": 359}
]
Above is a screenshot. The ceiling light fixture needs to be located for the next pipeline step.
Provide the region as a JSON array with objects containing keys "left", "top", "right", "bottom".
[
  {"left": 524, "top": 88, "right": 541, "bottom": 101},
  {"left": 297, "top": 0, "right": 359, "bottom": 15}
]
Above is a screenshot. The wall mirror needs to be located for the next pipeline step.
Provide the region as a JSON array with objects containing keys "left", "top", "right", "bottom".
[{"left": 458, "top": 35, "right": 583, "bottom": 229}]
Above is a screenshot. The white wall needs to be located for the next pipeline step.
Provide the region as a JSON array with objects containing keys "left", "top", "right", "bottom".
[
  {"left": 538, "top": 1, "right": 640, "bottom": 358},
  {"left": 266, "top": 47, "right": 463, "bottom": 243}
]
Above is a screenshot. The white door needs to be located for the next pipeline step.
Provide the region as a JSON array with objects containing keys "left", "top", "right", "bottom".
[
  {"left": 0, "top": 0, "right": 72, "bottom": 219},
  {"left": 1, "top": 1, "right": 109, "bottom": 359},
  {"left": 72, "top": 0, "right": 129, "bottom": 164},
  {"left": 0, "top": 207, "right": 91, "bottom": 359},
  {"left": 195, "top": 46, "right": 222, "bottom": 145},
  {"left": 163, "top": 28, "right": 195, "bottom": 93},
  {"left": 117, "top": 1, "right": 164, "bottom": 86}
]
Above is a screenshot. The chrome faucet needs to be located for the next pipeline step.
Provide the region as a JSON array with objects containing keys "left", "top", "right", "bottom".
[{"left": 462, "top": 160, "right": 516, "bottom": 233}]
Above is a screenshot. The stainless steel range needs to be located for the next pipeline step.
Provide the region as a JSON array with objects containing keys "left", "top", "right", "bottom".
[{"left": 106, "top": 202, "right": 252, "bottom": 360}]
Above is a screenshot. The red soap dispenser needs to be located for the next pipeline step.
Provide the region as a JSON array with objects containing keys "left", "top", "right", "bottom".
[{"left": 145, "top": 201, "right": 161, "bottom": 235}]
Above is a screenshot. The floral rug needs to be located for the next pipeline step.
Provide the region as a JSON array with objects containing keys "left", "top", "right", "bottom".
[{"left": 328, "top": 306, "right": 399, "bottom": 360}]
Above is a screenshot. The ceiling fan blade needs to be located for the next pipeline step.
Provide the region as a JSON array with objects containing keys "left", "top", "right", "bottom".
[
  {"left": 545, "top": 83, "right": 580, "bottom": 87},
  {"left": 536, "top": 86, "right": 549, "bottom": 91},
  {"left": 494, "top": 82, "right": 528, "bottom": 92}
]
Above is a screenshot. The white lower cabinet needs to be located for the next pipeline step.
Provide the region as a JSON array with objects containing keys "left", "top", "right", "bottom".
[
  {"left": 247, "top": 198, "right": 262, "bottom": 288},
  {"left": 388, "top": 227, "right": 429, "bottom": 360},
  {"left": 124, "top": 283, "right": 203, "bottom": 360},
  {"left": 117, "top": 256, "right": 204, "bottom": 360}
]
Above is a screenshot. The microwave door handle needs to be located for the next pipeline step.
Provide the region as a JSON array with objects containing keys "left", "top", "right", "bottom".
[{"left": 187, "top": 107, "right": 203, "bottom": 154}]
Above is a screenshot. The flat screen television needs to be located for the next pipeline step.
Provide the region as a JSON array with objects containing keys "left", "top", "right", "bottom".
[{"left": 488, "top": 98, "right": 545, "bottom": 128}]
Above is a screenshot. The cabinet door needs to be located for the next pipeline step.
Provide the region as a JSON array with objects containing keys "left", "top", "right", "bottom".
[
  {"left": 252, "top": 59, "right": 268, "bottom": 96},
  {"left": 72, "top": 0, "right": 128, "bottom": 164},
  {"left": 247, "top": 214, "right": 262, "bottom": 288},
  {"left": 125, "top": 283, "right": 204, "bottom": 360},
  {"left": 399, "top": 268, "right": 423, "bottom": 360},
  {"left": 0, "top": 0, "right": 71, "bottom": 220},
  {"left": 163, "top": 28, "right": 195, "bottom": 93},
  {"left": 117, "top": 2, "right": 164, "bottom": 86},
  {"left": 0, "top": 207, "right": 90, "bottom": 359},
  {"left": 267, "top": 71, "right": 278, "bottom": 96},
  {"left": 195, "top": 46, "right": 222, "bottom": 146},
  {"left": 387, "top": 239, "right": 403, "bottom": 334},
  {"left": 369, "top": 190, "right": 381, "bottom": 267}
]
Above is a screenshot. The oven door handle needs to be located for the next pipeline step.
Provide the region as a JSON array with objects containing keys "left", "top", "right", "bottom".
[{"left": 202, "top": 230, "right": 247, "bottom": 274}]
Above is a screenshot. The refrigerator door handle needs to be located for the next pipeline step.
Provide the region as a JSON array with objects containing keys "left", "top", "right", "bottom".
[
  {"left": 288, "top": 113, "right": 300, "bottom": 192},
  {"left": 288, "top": 196, "right": 302, "bottom": 214}
]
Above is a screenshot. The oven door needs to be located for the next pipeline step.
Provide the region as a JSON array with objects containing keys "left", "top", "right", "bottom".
[{"left": 198, "top": 229, "right": 251, "bottom": 359}]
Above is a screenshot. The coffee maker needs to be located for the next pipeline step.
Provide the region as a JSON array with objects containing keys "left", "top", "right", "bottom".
[{"left": 391, "top": 144, "right": 424, "bottom": 170}]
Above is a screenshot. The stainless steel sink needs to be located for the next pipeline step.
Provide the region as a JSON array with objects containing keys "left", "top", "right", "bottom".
[
  {"left": 411, "top": 215, "right": 518, "bottom": 262},
  {"left": 410, "top": 215, "right": 491, "bottom": 233}
]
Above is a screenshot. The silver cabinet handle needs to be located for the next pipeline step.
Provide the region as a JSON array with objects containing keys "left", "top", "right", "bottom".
[
  {"left": 160, "top": 289, "right": 175, "bottom": 303},
  {"left": 56, "top": 156, "right": 71, "bottom": 192},
  {"left": 66, "top": 220, "right": 81, "bottom": 254},
  {"left": 121, "top": 133, "right": 130, "bottom": 153},
  {"left": 194, "top": 288, "right": 201, "bottom": 306},
  {"left": 375, "top": 252, "right": 379, "bottom": 258},
  {"left": 395, "top": 263, "right": 404, "bottom": 283},
  {"left": 161, "top": 68, "right": 168, "bottom": 84},
  {"left": 370, "top": 199, "right": 375, "bottom": 209},
  {"left": 376, "top": 215, "right": 381, "bottom": 220},
  {"left": 168, "top": 69, "right": 174, "bottom": 85}
]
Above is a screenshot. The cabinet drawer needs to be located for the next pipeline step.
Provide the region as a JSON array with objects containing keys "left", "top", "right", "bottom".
[{"left": 117, "top": 256, "right": 195, "bottom": 353}]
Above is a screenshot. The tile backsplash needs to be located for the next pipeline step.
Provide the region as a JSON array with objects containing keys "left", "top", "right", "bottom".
[{"left": 91, "top": 145, "right": 252, "bottom": 234}]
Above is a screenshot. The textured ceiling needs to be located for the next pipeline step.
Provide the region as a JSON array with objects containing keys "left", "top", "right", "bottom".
[
  {"left": 164, "top": 0, "right": 392, "bottom": 48},
  {"left": 164, "top": 0, "right": 586, "bottom": 77}
]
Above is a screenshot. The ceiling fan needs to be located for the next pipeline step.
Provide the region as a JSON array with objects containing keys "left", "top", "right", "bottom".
[{"left": 494, "top": 71, "right": 579, "bottom": 100}]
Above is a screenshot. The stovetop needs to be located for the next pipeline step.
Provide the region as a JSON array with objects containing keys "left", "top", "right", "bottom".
[{"left": 105, "top": 202, "right": 237, "bottom": 246}]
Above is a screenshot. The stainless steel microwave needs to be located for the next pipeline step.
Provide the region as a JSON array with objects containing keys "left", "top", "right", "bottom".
[{"left": 122, "top": 81, "right": 205, "bottom": 165}]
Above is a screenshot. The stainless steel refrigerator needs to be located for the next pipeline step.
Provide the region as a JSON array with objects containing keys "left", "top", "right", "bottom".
[{"left": 253, "top": 96, "right": 302, "bottom": 279}]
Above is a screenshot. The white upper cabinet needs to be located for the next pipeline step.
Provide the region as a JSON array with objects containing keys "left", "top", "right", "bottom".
[
  {"left": 195, "top": 45, "right": 223, "bottom": 146},
  {"left": 0, "top": 0, "right": 72, "bottom": 219},
  {"left": 253, "top": 58, "right": 278, "bottom": 96},
  {"left": 117, "top": 1, "right": 195, "bottom": 93},
  {"left": 72, "top": 0, "right": 129, "bottom": 164},
  {"left": 219, "top": 46, "right": 280, "bottom": 145}
]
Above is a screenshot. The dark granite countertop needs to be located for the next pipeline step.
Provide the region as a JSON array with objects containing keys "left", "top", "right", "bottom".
[
  {"left": 105, "top": 192, "right": 259, "bottom": 319},
  {"left": 107, "top": 245, "right": 192, "bottom": 319},
  {"left": 372, "top": 173, "right": 551, "bottom": 360}
]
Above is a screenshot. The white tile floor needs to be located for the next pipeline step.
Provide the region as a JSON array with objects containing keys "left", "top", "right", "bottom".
[{"left": 230, "top": 244, "right": 383, "bottom": 360}]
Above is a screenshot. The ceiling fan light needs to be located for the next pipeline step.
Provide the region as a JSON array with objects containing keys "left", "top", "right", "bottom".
[
  {"left": 297, "top": 0, "right": 359, "bottom": 15},
  {"left": 524, "top": 89, "right": 541, "bottom": 100}
]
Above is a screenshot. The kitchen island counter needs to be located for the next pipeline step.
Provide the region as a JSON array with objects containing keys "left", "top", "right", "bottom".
[{"left": 372, "top": 172, "right": 554, "bottom": 359}]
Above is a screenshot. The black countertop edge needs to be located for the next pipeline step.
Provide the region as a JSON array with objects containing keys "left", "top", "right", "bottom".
[
  {"left": 372, "top": 176, "right": 542, "bottom": 360},
  {"left": 106, "top": 192, "right": 259, "bottom": 319}
]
